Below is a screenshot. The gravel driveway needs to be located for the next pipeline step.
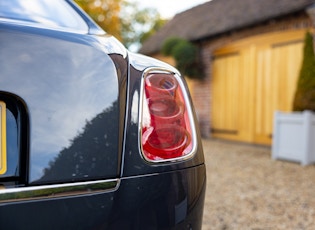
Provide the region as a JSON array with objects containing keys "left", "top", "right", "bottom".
[{"left": 202, "top": 138, "right": 315, "bottom": 230}]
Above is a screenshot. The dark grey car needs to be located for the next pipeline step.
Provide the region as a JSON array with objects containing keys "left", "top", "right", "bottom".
[{"left": 0, "top": 0, "right": 206, "bottom": 229}]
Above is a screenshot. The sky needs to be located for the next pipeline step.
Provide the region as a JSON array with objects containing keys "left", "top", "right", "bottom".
[{"left": 131, "top": 0, "right": 210, "bottom": 19}]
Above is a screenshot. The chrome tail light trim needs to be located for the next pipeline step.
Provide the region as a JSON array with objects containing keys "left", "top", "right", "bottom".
[{"left": 139, "top": 67, "right": 197, "bottom": 164}]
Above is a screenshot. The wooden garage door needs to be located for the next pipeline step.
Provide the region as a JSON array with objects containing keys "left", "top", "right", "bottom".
[{"left": 211, "top": 30, "right": 305, "bottom": 145}]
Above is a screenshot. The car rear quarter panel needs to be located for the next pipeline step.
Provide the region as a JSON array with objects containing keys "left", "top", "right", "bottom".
[{"left": 0, "top": 24, "right": 123, "bottom": 183}]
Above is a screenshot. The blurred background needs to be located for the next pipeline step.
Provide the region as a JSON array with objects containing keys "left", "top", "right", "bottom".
[
  {"left": 74, "top": 0, "right": 315, "bottom": 145},
  {"left": 74, "top": 0, "right": 208, "bottom": 51}
]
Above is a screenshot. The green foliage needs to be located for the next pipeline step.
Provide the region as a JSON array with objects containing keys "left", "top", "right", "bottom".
[
  {"left": 162, "top": 37, "right": 204, "bottom": 79},
  {"left": 293, "top": 32, "right": 315, "bottom": 111},
  {"left": 162, "top": 37, "right": 183, "bottom": 56}
]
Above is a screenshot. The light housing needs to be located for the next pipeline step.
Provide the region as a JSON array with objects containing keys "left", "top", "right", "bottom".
[{"left": 140, "top": 69, "right": 196, "bottom": 163}]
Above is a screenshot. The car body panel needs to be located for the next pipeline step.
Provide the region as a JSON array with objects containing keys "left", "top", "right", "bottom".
[
  {"left": 0, "top": 0, "right": 206, "bottom": 229},
  {"left": 0, "top": 24, "right": 122, "bottom": 183},
  {"left": 0, "top": 165, "right": 206, "bottom": 230}
]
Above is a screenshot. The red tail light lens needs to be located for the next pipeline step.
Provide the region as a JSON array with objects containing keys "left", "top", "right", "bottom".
[{"left": 140, "top": 70, "right": 196, "bottom": 163}]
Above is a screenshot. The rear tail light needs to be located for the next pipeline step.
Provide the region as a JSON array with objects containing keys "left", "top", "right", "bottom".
[{"left": 140, "top": 69, "right": 196, "bottom": 163}]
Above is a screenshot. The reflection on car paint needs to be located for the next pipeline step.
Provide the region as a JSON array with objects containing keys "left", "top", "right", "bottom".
[{"left": 0, "top": 29, "right": 120, "bottom": 182}]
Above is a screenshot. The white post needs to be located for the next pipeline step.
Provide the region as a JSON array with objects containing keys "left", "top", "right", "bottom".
[
  {"left": 301, "top": 111, "right": 312, "bottom": 165},
  {"left": 271, "top": 111, "right": 280, "bottom": 160}
]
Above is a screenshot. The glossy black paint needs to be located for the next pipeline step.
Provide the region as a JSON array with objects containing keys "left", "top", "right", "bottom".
[
  {"left": 0, "top": 0, "right": 206, "bottom": 229},
  {"left": 0, "top": 165, "right": 206, "bottom": 230},
  {"left": 0, "top": 24, "right": 122, "bottom": 183}
]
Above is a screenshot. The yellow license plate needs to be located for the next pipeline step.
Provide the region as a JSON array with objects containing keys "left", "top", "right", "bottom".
[{"left": 0, "top": 101, "right": 6, "bottom": 175}]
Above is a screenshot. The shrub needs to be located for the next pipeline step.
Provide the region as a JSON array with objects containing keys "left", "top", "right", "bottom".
[
  {"left": 162, "top": 37, "right": 204, "bottom": 80},
  {"left": 161, "top": 37, "right": 183, "bottom": 56},
  {"left": 293, "top": 32, "right": 315, "bottom": 111}
]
